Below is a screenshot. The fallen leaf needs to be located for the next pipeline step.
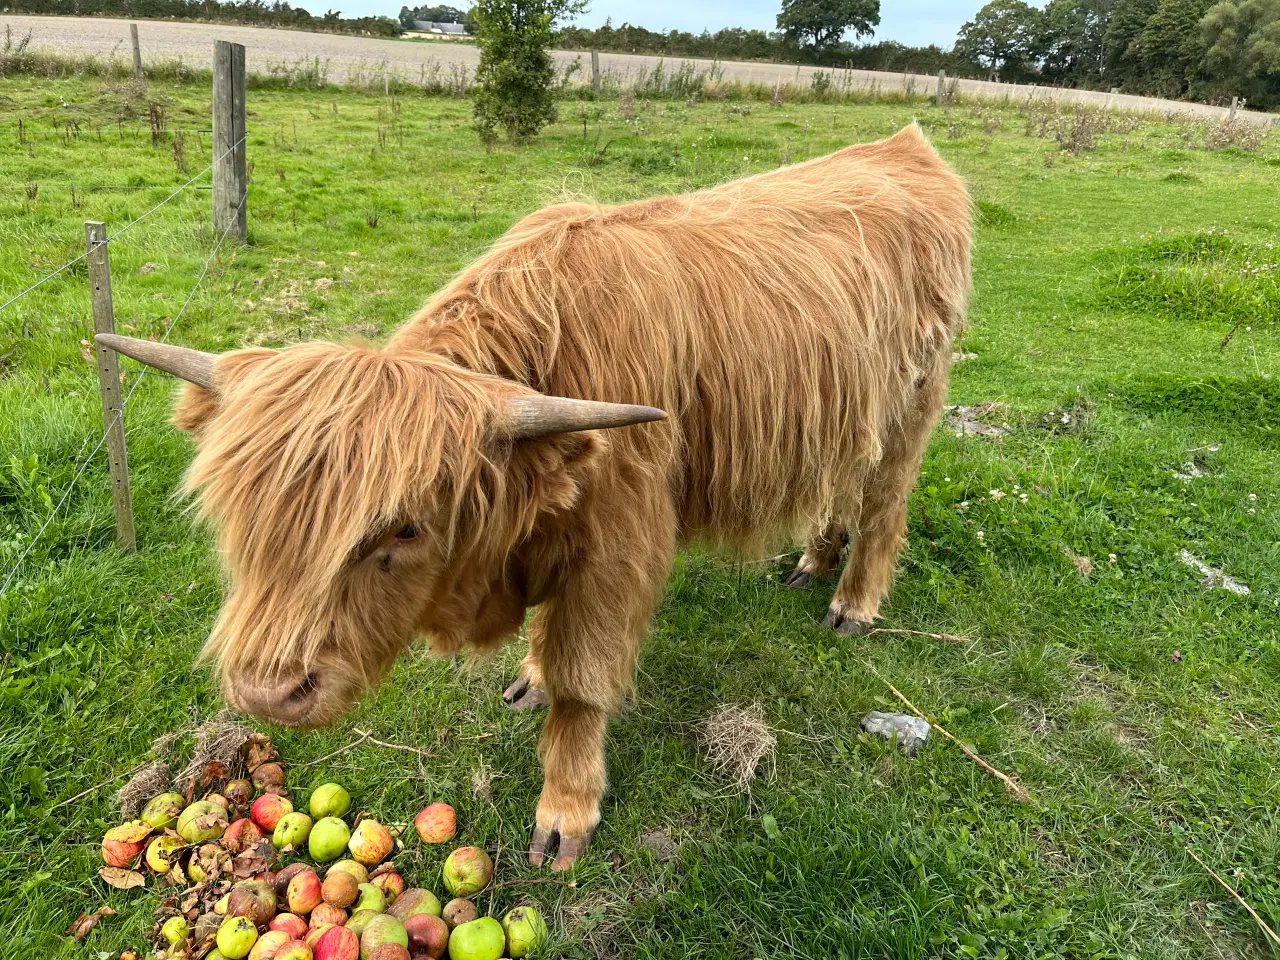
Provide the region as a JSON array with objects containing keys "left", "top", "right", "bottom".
[
  {"left": 99, "top": 867, "right": 145, "bottom": 890},
  {"left": 65, "top": 905, "right": 116, "bottom": 940}
]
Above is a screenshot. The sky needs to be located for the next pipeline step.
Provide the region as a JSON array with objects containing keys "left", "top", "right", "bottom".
[
  {"left": 568, "top": 1, "right": 982, "bottom": 48},
  {"left": 380, "top": 2, "right": 990, "bottom": 49}
]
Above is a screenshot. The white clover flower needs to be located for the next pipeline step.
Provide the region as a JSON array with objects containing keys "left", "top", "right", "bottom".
[
  {"left": 1249, "top": 493, "right": 1257, "bottom": 501},
  {"left": 1108, "top": 553, "right": 1117, "bottom": 564},
  {"left": 990, "top": 490, "right": 1006, "bottom": 501},
  {"left": 976, "top": 530, "right": 985, "bottom": 541}
]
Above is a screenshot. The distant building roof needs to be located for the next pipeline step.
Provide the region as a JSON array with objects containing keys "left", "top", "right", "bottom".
[{"left": 412, "top": 20, "right": 466, "bottom": 33}]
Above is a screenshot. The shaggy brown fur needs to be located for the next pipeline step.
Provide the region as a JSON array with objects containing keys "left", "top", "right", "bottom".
[{"left": 173, "top": 123, "right": 971, "bottom": 869}]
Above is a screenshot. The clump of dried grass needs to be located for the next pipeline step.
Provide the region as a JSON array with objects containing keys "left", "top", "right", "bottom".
[
  {"left": 699, "top": 703, "right": 776, "bottom": 793},
  {"left": 115, "top": 728, "right": 188, "bottom": 817},
  {"left": 471, "top": 762, "right": 495, "bottom": 802},
  {"left": 1204, "top": 118, "right": 1265, "bottom": 152},
  {"left": 116, "top": 761, "right": 171, "bottom": 819},
  {"left": 175, "top": 709, "right": 255, "bottom": 787}
]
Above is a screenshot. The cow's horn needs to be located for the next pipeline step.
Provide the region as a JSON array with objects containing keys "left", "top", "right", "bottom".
[
  {"left": 94, "top": 333, "right": 217, "bottom": 390},
  {"left": 506, "top": 395, "right": 667, "bottom": 439}
]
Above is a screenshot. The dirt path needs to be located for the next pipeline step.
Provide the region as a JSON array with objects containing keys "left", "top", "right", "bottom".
[{"left": 3, "top": 14, "right": 1272, "bottom": 123}]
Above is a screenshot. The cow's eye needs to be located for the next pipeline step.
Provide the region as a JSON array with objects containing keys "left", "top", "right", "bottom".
[{"left": 396, "top": 524, "right": 419, "bottom": 541}]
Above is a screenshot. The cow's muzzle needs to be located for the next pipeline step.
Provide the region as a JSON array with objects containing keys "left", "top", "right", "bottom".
[{"left": 226, "top": 670, "right": 321, "bottom": 727}]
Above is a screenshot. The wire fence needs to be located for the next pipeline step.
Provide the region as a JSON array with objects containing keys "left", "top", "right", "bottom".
[
  {"left": 0, "top": 143, "right": 248, "bottom": 599},
  {"left": 0, "top": 134, "right": 244, "bottom": 316}
]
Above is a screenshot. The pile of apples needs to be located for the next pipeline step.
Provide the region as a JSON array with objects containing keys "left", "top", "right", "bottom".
[{"left": 101, "top": 774, "right": 546, "bottom": 960}]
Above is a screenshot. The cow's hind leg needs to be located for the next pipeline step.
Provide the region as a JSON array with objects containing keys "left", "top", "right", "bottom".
[
  {"left": 825, "top": 367, "right": 947, "bottom": 634},
  {"left": 783, "top": 521, "right": 848, "bottom": 588},
  {"left": 503, "top": 652, "right": 547, "bottom": 711}
]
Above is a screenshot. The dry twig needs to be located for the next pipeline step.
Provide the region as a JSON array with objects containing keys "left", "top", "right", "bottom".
[
  {"left": 297, "top": 730, "right": 373, "bottom": 768},
  {"left": 863, "top": 661, "right": 1031, "bottom": 802},
  {"left": 867, "top": 627, "right": 969, "bottom": 643},
  {"left": 1186, "top": 847, "right": 1280, "bottom": 947},
  {"left": 351, "top": 728, "right": 433, "bottom": 759}
]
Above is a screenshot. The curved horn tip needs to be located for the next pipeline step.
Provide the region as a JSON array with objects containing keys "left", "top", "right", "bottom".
[{"left": 93, "top": 333, "right": 218, "bottom": 390}]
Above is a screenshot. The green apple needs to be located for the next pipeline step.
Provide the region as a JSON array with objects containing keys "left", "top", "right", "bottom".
[
  {"left": 141, "top": 792, "right": 186, "bottom": 830},
  {"left": 273, "top": 811, "right": 313, "bottom": 850},
  {"left": 446, "top": 917, "right": 505, "bottom": 960},
  {"left": 309, "top": 817, "right": 351, "bottom": 862},
  {"left": 502, "top": 906, "right": 548, "bottom": 958},
  {"left": 309, "top": 782, "right": 352, "bottom": 819}
]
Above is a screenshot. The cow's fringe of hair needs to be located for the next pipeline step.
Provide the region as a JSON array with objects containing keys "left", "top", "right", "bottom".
[{"left": 175, "top": 122, "right": 972, "bottom": 694}]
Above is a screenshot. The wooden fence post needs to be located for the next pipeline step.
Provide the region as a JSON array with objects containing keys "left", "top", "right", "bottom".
[
  {"left": 212, "top": 40, "right": 247, "bottom": 242},
  {"left": 130, "top": 23, "right": 143, "bottom": 80},
  {"left": 591, "top": 49, "right": 600, "bottom": 93},
  {"left": 937, "top": 70, "right": 946, "bottom": 108},
  {"left": 1229, "top": 96, "right": 1238, "bottom": 120},
  {"left": 85, "top": 221, "right": 136, "bottom": 553}
]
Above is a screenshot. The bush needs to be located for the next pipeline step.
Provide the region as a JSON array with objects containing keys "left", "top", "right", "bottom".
[{"left": 472, "top": 0, "right": 584, "bottom": 144}]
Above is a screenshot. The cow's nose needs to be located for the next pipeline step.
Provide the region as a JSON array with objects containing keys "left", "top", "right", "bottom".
[{"left": 230, "top": 672, "right": 319, "bottom": 726}]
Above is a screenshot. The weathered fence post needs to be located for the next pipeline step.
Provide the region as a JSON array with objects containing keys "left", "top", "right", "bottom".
[
  {"left": 84, "top": 221, "right": 136, "bottom": 553},
  {"left": 212, "top": 40, "right": 247, "bottom": 242},
  {"left": 591, "top": 49, "right": 600, "bottom": 93},
  {"left": 1229, "top": 96, "right": 1239, "bottom": 120},
  {"left": 130, "top": 23, "right": 143, "bottom": 80},
  {"left": 936, "top": 70, "right": 946, "bottom": 108}
]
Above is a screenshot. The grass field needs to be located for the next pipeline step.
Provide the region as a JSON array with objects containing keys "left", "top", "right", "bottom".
[{"left": 2, "top": 76, "right": 1280, "bottom": 959}]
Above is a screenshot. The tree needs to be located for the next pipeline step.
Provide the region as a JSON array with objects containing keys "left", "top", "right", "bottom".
[
  {"left": 1139, "top": 0, "right": 1214, "bottom": 92},
  {"left": 1040, "top": 0, "right": 1115, "bottom": 83},
  {"left": 1103, "top": 0, "right": 1159, "bottom": 84},
  {"left": 472, "top": 0, "right": 585, "bottom": 143},
  {"left": 1201, "top": 0, "right": 1280, "bottom": 106},
  {"left": 776, "top": 0, "right": 880, "bottom": 49},
  {"left": 953, "top": 0, "right": 1045, "bottom": 76}
]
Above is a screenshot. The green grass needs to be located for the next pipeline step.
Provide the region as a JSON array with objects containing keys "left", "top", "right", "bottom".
[{"left": 2, "top": 76, "right": 1280, "bottom": 959}]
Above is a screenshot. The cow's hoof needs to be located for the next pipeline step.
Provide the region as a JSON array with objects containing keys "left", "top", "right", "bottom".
[
  {"left": 782, "top": 568, "right": 812, "bottom": 589},
  {"left": 502, "top": 672, "right": 548, "bottom": 711},
  {"left": 529, "top": 823, "right": 594, "bottom": 871},
  {"left": 824, "top": 600, "right": 874, "bottom": 636}
]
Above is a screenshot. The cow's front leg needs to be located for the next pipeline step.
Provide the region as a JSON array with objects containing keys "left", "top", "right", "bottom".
[
  {"left": 524, "top": 482, "right": 676, "bottom": 869},
  {"left": 528, "top": 697, "right": 607, "bottom": 870}
]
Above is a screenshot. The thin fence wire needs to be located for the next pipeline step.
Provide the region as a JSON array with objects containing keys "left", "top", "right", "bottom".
[
  {"left": 0, "top": 188, "right": 247, "bottom": 599},
  {"left": 0, "top": 134, "right": 244, "bottom": 316}
]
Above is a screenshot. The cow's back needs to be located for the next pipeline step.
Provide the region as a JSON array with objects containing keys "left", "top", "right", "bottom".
[{"left": 401, "top": 124, "right": 972, "bottom": 550}]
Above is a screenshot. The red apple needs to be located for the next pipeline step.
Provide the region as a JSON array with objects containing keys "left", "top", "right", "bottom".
[
  {"left": 248, "top": 929, "right": 290, "bottom": 959},
  {"left": 252, "top": 794, "right": 294, "bottom": 832},
  {"left": 371, "top": 872, "right": 404, "bottom": 904},
  {"left": 277, "top": 942, "right": 313, "bottom": 960},
  {"left": 347, "top": 819, "right": 393, "bottom": 866},
  {"left": 305, "top": 924, "right": 335, "bottom": 949},
  {"left": 412, "top": 803, "right": 456, "bottom": 845},
  {"left": 404, "top": 914, "right": 449, "bottom": 959},
  {"left": 272, "top": 862, "right": 313, "bottom": 898},
  {"left": 287, "top": 870, "right": 323, "bottom": 915},
  {"left": 312, "top": 925, "right": 359, "bottom": 960},
  {"left": 226, "top": 817, "right": 265, "bottom": 845},
  {"left": 310, "top": 902, "right": 347, "bottom": 929},
  {"left": 270, "top": 914, "right": 309, "bottom": 941},
  {"left": 252, "top": 761, "right": 287, "bottom": 794},
  {"left": 101, "top": 821, "right": 151, "bottom": 867}
]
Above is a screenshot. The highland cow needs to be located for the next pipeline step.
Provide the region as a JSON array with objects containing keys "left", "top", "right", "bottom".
[{"left": 101, "top": 123, "right": 972, "bottom": 870}]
